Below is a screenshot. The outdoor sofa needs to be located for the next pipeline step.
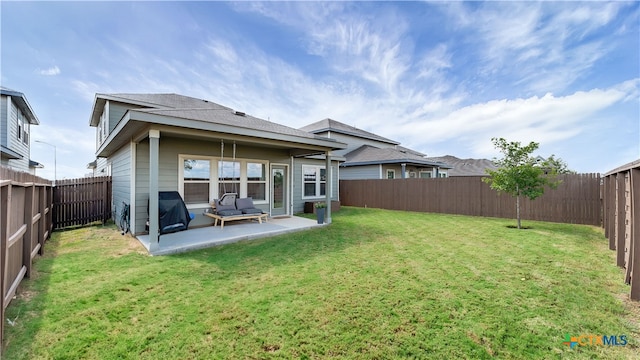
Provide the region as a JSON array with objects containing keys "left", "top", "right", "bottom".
[{"left": 204, "top": 196, "right": 268, "bottom": 229}]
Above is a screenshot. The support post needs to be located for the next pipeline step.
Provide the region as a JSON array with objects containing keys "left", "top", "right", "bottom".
[
  {"left": 401, "top": 163, "right": 406, "bottom": 179},
  {"left": 325, "top": 151, "right": 332, "bottom": 224},
  {"left": 148, "top": 130, "right": 160, "bottom": 252}
]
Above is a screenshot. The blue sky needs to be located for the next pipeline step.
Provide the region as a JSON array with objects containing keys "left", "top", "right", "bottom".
[{"left": 2, "top": 1, "right": 638, "bottom": 179}]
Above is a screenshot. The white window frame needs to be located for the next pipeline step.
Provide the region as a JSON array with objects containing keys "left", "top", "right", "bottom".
[
  {"left": 246, "top": 161, "right": 268, "bottom": 202},
  {"left": 439, "top": 172, "right": 448, "bottom": 178},
  {"left": 17, "top": 111, "right": 23, "bottom": 141},
  {"left": 178, "top": 154, "right": 269, "bottom": 208},
  {"left": 302, "top": 165, "right": 328, "bottom": 199},
  {"left": 386, "top": 169, "right": 395, "bottom": 179},
  {"left": 179, "top": 155, "right": 213, "bottom": 206},
  {"left": 419, "top": 171, "right": 432, "bottom": 179},
  {"left": 97, "top": 101, "right": 109, "bottom": 146}
]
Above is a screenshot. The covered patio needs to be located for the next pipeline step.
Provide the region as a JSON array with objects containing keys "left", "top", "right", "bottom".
[{"left": 137, "top": 216, "right": 321, "bottom": 256}]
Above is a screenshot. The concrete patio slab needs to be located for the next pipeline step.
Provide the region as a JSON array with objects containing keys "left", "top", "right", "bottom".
[{"left": 136, "top": 216, "right": 322, "bottom": 255}]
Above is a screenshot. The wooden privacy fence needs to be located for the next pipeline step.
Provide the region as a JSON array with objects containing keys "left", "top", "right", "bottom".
[
  {"left": 340, "top": 173, "right": 601, "bottom": 226},
  {"left": 53, "top": 176, "right": 112, "bottom": 229},
  {"left": 0, "top": 167, "right": 53, "bottom": 348},
  {"left": 603, "top": 159, "right": 640, "bottom": 301}
]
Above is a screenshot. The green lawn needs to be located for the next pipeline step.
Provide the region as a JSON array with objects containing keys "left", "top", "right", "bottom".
[{"left": 4, "top": 207, "right": 638, "bottom": 359}]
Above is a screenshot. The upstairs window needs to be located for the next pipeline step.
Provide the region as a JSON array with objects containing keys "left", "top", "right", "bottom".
[{"left": 17, "top": 112, "right": 24, "bottom": 141}]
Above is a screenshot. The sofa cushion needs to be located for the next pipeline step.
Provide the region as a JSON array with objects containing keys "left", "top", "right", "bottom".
[
  {"left": 235, "top": 197, "right": 255, "bottom": 210},
  {"left": 215, "top": 200, "right": 237, "bottom": 211},
  {"left": 217, "top": 209, "right": 243, "bottom": 217},
  {"left": 241, "top": 208, "right": 263, "bottom": 215}
]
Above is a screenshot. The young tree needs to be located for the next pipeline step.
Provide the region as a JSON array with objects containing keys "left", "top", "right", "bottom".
[{"left": 483, "top": 138, "right": 560, "bottom": 229}]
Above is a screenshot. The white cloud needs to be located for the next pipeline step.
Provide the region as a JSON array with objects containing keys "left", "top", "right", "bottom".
[
  {"left": 393, "top": 79, "right": 639, "bottom": 159},
  {"left": 38, "top": 66, "right": 60, "bottom": 76},
  {"left": 447, "top": 2, "right": 627, "bottom": 94}
]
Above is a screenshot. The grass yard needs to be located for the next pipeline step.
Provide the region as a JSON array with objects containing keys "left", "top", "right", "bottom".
[{"left": 3, "top": 207, "right": 638, "bottom": 359}]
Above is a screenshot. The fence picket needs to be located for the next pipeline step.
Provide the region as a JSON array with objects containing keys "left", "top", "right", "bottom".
[{"left": 340, "top": 174, "right": 602, "bottom": 226}]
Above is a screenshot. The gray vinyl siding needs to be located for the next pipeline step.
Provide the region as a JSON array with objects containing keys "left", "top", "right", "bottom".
[
  {"left": 292, "top": 158, "right": 340, "bottom": 214},
  {"left": 95, "top": 157, "right": 109, "bottom": 175},
  {"left": 1, "top": 96, "right": 7, "bottom": 147},
  {"left": 2, "top": 96, "right": 30, "bottom": 172},
  {"left": 133, "top": 136, "right": 292, "bottom": 233},
  {"left": 108, "top": 102, "right": 131, "bottom": 133},
  {"left": 110, "top": 144, "right": 131, "bottom": 225},
  {"left": 340, "top": 165, "right": 381, "bottom": 180}
]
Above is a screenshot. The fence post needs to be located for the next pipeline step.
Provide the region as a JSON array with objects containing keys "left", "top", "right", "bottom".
[
  {"left": 0, "top": 181, "right": 10, "bottom": 350},
  {"left": 23, "top": 183, "right": 34, "bottom": 278},
  {"left": 616, "top": 173, "right": 626, "bottom": 267},
  {"left": 38, "top": 186, "right": 46, "bottom": 255},
  {"left": 630, "top": 168, "right": 640, "bottom": 300}
]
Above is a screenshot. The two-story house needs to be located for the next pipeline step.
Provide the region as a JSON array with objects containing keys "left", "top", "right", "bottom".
[
  {"left": 300, "top": 119, "right": 451, "bottom": 180},
  {"left": 88, "top": 93, "right": 346, "bottom": 248},
  {"left": 0, "top": 87, "right": 42, "bottom": 174}
]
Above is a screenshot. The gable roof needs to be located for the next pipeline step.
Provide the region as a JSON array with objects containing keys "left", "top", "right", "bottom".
[
  {"left": 90, "top": 93, "right": 346, "bottom": 157},
  {"left": 0, "top": 86, "right": 40, "bottom": 125},
  {"left": 428, "top": 155, "right": 497, "bottom": 176},
  {"left": 343, "top": 145, "right": 451, "bottom": 168},
  {"left": 300, "top": 118, "right": 399, "bottom": 145}
]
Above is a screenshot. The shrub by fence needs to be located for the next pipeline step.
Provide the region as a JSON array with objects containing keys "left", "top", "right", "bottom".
[
  {"left": 340, "top": 173, "right": 601, "bottom": 226},
  {"left": 0, "top": 167, "right": 53, "bottom": 348},
  {"left": 603, "top": 159, "right": 640, "bottom": 301}
]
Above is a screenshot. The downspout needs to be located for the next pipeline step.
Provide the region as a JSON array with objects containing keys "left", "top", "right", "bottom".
[
  {"left": 401, "top": 163, "right": 407, "bottom": 179},
  {"left": 290, "top": 155, "right": 294, "bottom": 216}
]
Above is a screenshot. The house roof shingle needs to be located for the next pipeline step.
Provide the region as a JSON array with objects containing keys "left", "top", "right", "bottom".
[
  {"left": 90, "top": 93, "right": 347, "bottom": 158},
  {"left": 92, "top": 93, "right": 326, "bottom": 140},
  {"left": 300, "top": 118, "right": 399, "bottom": 145},
  {"left": 343, "top": 145, "right": 451, "bottom": 168},
  {"left": 428, "top": 155, "right": 497, "bottom": 176},
  {"left": 1, "top": 86, "right": 40, "bottom": 125}
]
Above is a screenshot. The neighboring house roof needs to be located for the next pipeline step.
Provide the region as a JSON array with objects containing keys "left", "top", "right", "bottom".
[
  {"left": 0, "top": 86, "right": 40, "bottom": 125},
  {"left": 29, "top": 160, "right": 44, "bottom": 168},
  {"left": 90, "top": 93, "right": 346, "bottom": 158},
  {"left": 428, "top": 155, "right": 498, "bottom": 176},
  {"left": 343, "top": 145, "right": 452, "bottom": 168},
  {"left": 396, "top": 145, "right": 426, "bottom": 157},
  {"left": 300, "top": 118, "right": 400, "bottom": 145}
]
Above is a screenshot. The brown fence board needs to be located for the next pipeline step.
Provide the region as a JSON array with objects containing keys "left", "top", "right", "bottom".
[
  {"left": 340, "top": 174, "right": 602, "bottom": 226},
  {"left": 52, "top": 176, "right": 112, "bottom": 229},
  {"left": 0, "top": 167, "right": 53, "bottom": 348}
]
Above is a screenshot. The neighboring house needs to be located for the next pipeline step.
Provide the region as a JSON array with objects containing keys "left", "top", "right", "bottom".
[
  {"left": 88, "top": 93, "right": 346, "bottom": 249},
  {"left": 300, "top": 118, "right": 451, "bottom": 180},
  {"left": 0, "top": 87, "right": 42, "bottom": 173},
  {"left": 428, "top": 155, "right": 498, "bottom": 177}
]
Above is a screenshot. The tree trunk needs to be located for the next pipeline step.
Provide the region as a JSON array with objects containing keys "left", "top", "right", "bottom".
[{"left": 516, "top": 193, "right": 521, "bottom": 229}]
